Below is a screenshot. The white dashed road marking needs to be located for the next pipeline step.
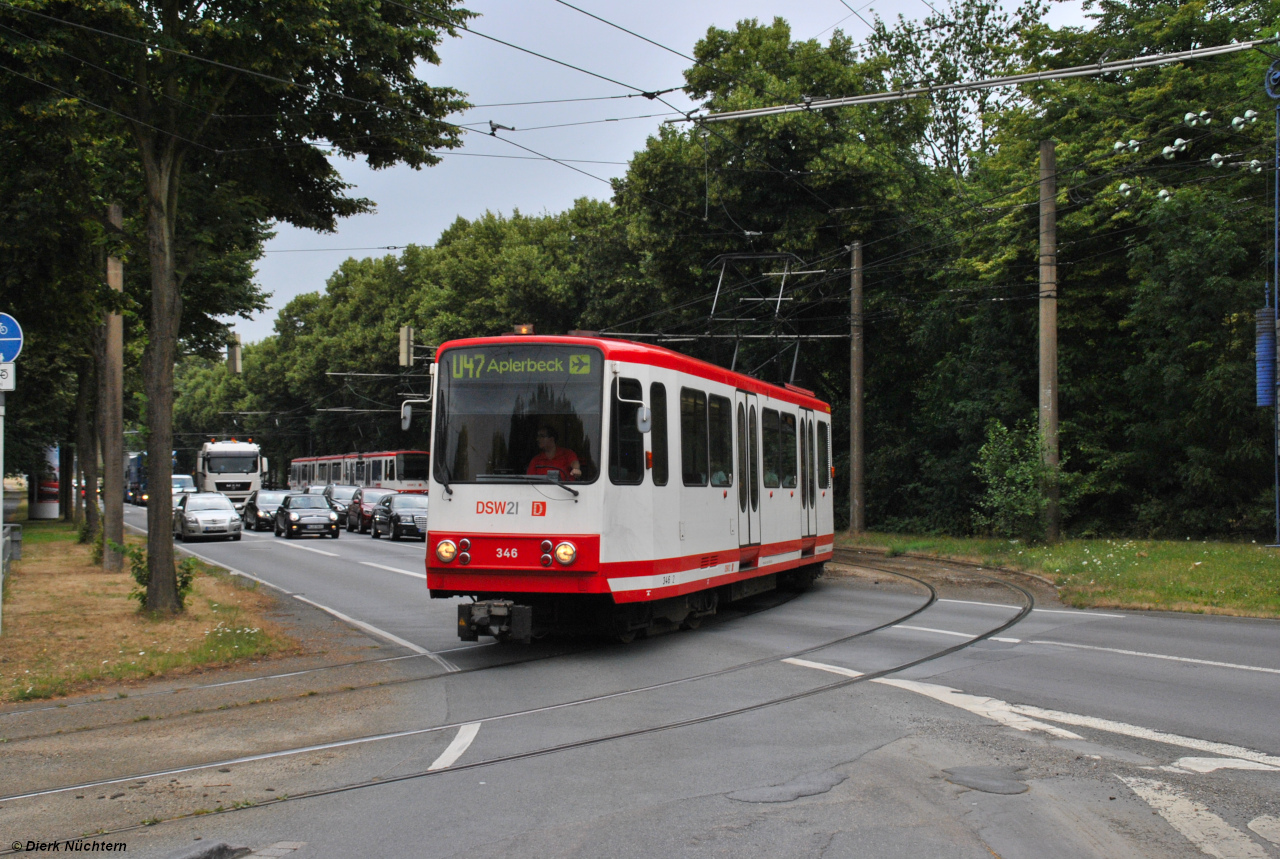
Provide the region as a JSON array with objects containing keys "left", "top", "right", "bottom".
[
  {"left": 359, "top": 561, "right": 426, "bottom": 580},
  {"left": 290, "top": 595, "right": 459, "bottom": 673},
  {"left": 272, "top": 541, "right": 339, "bottom": 557},
  {"left": 1117, "top": 776, "right": 1269, "bottom": 859},
  {"left": 428, "top": 723, "right": 481, "bottom": 771},
  {"left": 783, "top": 659, "right": 1280, "bottom": 766},
  {"left": 1248, "top": 816, "right": 1280, "bottom": 846},
  {"left": 248, "top": 842, "right": 306, "bottom": 859},
  {"left": 1163, "top": 757, "right": 1280, "bottom": 774},
  {"left": 780, "top": 658, "right": 1081, "bottom": 739},
  {"left": 1028, "top": 639, "right": 1280, "bottom": 676},
  {"left": 937, "top": 598, "right": 1125, "bottom": 617}
]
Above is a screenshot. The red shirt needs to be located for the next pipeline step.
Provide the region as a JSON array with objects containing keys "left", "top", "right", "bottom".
[{"left": 527, "top": 447, "right": 579, "bottom": 480}]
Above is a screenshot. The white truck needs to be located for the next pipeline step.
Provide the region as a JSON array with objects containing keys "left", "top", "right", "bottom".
[{"left": 196, "top": 440, "right": 267, "bottom": 510}]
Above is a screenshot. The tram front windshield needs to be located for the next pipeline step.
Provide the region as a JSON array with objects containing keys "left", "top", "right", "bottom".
[{"left": 434, "top": 344, "right": 603, "bottom": 484}]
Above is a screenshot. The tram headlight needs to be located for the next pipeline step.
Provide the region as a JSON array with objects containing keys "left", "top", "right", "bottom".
[
  {"left": 553, "top": 541, "right": 577, "bottom": 565},
  {"left": 436, "top": 540, "right": 458, "bottom": 563}
]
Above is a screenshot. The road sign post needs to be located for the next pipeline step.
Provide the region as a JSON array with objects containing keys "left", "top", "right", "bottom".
[{"left": 0, "top": 312, "right": 21, "bottom": 634}]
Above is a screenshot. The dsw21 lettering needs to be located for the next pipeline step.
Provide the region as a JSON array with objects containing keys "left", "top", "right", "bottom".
[{"left": 476, "top": 501, "right": 519, "bottom": 515}]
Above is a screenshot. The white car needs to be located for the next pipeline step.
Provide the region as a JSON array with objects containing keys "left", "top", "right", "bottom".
[
  {"left": 171, "top": 474, "right": 198, "bottom": 509},
  {"left": 173, "top": 493, "right": 243, "bottom": 542}
]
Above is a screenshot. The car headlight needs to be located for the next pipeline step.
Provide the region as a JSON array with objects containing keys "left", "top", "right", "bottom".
[
  {"left": 185, "top": 515, "right": 198, "bottom": 523},
  {"left": 436, "top": 540, "right": 457, "bottom": 563},
  {"left": 329, "top": 512, "right": 337, "bottom": 521},
  {"left": 554, "top": 541, "right": 577, "bottom": 565},
  {"left": 258, "top": 510, "right": 269, "bottom": 518},
  {"left": 289, "top": 512, "right": 299, "bottom": 521}
]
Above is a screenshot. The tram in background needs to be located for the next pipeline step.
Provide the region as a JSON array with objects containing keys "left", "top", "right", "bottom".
[
  {"left": 426, "top": 335, "right": 835, "bottom": 642},
  {"left": 288, "top": 450, "right": 431, "bottom": 493}
]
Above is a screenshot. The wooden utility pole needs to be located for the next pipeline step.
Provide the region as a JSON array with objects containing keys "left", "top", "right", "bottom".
[
  {"left": 1039, "top": 141, "right": 1060, "bottom": 541},
  {"left": 102, "top": 203, "right": 124, "bottom": 572},
  {"left": 850, "top": 241, "right": 865, "bottom": 533}
]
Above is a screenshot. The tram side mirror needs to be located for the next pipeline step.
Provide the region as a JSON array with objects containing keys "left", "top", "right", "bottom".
[
  {"left": 400, "top": 403, "right": 412, "bottom": 431},
  {"left": 636, "top": 407, "right": 652, "bottom": 434}
]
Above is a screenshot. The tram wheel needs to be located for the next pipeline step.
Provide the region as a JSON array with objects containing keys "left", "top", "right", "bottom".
[{"left": 680, "top": 615, "right": 702, "bottom": 631}]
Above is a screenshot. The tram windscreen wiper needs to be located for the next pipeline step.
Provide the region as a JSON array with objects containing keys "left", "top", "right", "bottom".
[{"left": 475, "top": 473, "right": 579, "bottom": 497}]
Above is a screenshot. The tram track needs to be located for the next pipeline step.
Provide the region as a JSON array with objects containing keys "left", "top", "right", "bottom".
[
  {"left": 0, "top": 586, "right": 809, "bottom": 744},
  {"left": 0, "top": 561, "right": 1034, "bottom": 847}
]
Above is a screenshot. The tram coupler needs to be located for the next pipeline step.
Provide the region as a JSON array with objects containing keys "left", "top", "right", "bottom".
[{"left": 458, "top": 600, "right": 533, "bottom": 643}]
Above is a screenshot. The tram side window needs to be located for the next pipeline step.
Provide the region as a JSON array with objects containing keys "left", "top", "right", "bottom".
[
  {"left": 761, "top": 409, "right": 781, "bottom": 488},
  {"left": 779, "top": 413, "right": 798, "bottom": 488},
  {"left": 371, "top": 460, "right": 383, "bottom": 482},
  {"left": 651, "top": 383, "right": 669, "bottom": 486},
  {"left": 610, "top": 378, "right": 645, "bottom": 485},
  {"left": 817, "top": 421, "right": 830, "bottom": 489},
  {"left": 356, "top": 460, "right": 366, "bottom": 484},
  {"left": 400, "top": 453, "right": 430, "bottom": 481},
  {"left": 680, "top": 388, "right": 708, "bottom": 486},
  {"left": 708, "top": 394, "right": 733, "bottom": 487},
  {"left": 386, "top": 458, "right": 395, "bottom": 481}
]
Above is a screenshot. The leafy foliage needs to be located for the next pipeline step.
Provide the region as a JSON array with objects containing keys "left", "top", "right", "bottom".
[
  {"left": 972, "top": 419, "right": 1051, "bottom": 540},
  {"left": 13, "top": 0, "right": 1280, "bottom": 543}
]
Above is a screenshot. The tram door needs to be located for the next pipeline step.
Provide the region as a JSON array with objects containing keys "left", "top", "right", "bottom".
[
  {"left": 735, "top": 391, "right": 761, "bottom": 547},
  {"left": 800, "top": 408, "right": 817, "bottom": 537}
]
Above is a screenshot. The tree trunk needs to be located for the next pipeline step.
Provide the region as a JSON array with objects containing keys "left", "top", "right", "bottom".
[
  {"left": 59, "top": 444, "right": 74, "bottom": 521},
  {"left": 102, "top": 204, "right": 126, "bottom": 572},
  {"left": 76, "top": 356, "right": 100, "bottom": 542},
  {"left": 142, "top": 158, "right": 182, "bottom": 613}
]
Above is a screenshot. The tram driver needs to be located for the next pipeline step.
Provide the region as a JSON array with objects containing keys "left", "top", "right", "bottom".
[{"left": 527, "top": 425, "right": 583, "bottom": 481}]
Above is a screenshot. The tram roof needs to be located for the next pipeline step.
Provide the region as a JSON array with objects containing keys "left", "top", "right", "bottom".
[
  {"left": 292, "top": 449, "right": 428, "bottom": 464},
  {"left": 436, "top": 335, "right": 831, "bottom": 414}
]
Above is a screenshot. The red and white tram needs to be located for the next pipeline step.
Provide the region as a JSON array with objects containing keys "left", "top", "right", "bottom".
[
  {"left": 288, "top": 449, "right": 430, "bottom": 492},
  {"left": 426, "top": 335, "right": 835, "bottom": 641}
]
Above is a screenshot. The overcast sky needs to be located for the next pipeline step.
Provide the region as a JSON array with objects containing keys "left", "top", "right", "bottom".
[{"left": 238, "top": 0, "right": 1086, "bottom": 343}]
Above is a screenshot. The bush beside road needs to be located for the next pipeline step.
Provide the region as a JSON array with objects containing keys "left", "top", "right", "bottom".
[
  {"left": 0, "top": 520, "right": 293, "bottom": 703},
  {"left": 838, "top": 531, "right": 1280, "bottom": 618}
]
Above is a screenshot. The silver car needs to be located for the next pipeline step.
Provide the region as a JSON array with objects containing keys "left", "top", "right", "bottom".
[{"left": 173, "top": 493, "right": 243, "bottom": 542}]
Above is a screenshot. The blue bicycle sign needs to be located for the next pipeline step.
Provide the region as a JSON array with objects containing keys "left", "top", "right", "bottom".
[{"left": 0, "top": 313, "right": 23, "bottom": 362}]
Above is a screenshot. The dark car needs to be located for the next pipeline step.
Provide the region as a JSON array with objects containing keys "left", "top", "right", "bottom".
[
  {"left": 346, "top": 487, "right": 394, "bottom": 534},
  {"left": 371, "top": 492, "right": 429, "bottom": 541},
  {"left": 173, "top": 493, "right": 242, "bottom": 542},
  {"left": 322, "top": 484, "right": 360, "bottom": 527},
  {"left": 274, "top": 493, "right": 340, "bottom": 539},
  {"left": 242, "top": 489, "right": 289, "bottom": 531}
]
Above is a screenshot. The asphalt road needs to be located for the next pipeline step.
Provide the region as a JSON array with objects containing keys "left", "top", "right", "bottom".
[{"left": 25, "top": 508, "right": 1274, "bottom": 858}]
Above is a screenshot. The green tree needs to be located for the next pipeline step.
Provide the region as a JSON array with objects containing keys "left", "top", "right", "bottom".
[
  {"left": 1, "top": 0, "right": 469, "bottom": 610},
  {"left": 972, "top": 418, "right": 1051, "bottom": 540}
]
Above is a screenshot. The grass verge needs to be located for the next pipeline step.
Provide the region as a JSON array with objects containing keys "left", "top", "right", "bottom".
[
  {"left": 837, "top": 531, "right": 1280, "bottom": 618},
  {"left": 1, "top": 519, "right": 295, "bottom": 703}
]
